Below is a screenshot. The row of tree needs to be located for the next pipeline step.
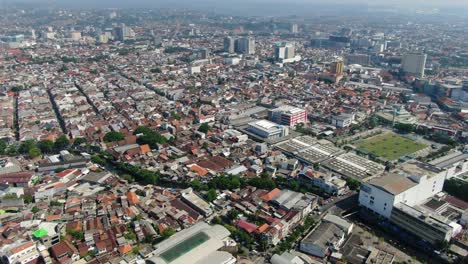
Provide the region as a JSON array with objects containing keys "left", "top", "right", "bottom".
[
  {"left": 394, "top": 123, "right": 458, "bottom": 146},
  {"left": 0, "top": 135, "right": 74, "bottom": 158}
]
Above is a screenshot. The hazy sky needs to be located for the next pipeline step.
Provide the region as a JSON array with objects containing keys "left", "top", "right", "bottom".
[{"left": 4, "top": 0, "right": 468, "bottom": 16}]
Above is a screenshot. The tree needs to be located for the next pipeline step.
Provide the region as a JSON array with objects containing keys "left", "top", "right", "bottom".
[
  {"left": 37, "top": 140, "right": 54, "bottom": 153},
  {"left": 171, "top": 111, "right": 181, "bottom": 120},
  {"left": 23, "top": 194, "right": 34, "bottom": 204},
  {"left": 124, "top": 231, "right": 137, "bottom": 241},
  {"left": 161, "top": 228, "right": 176, "bottom": 240},
  {"left": 28, "top": 147, "right": 41, "bottom": 158},
  {"left": 190, "top": 179, "right": 207, "bottom": 191},
  {"left": 5, "top": 144, "right": 18, "bottom": 156},
  {"left": 31, "top": 206, "right": 39, "bottom": 214},
  {"left": 58, "top": 65, "right": 68, "bottom": 72},
  {"left": 443, "top": 179, "right": 468, "bottom": 202},
  {"left": 19, "top": 139, "right": 36, "bottom": 154},
  {"left": 345, "top": 177, "right": 361, "bottom": 191},
  {"left": 211, "top": 216, "right": 222, "bottom": 225},
  {"left": 54, "top": 135, "right": 70, "bottom": 151},
  {"left": 73, "top": 137, "right": 87, "bottom": 146},
  {"left": 91, "top": 154, "right": 106, "bottom": 166},
  {"left": 394, "top": 123, "right": 415, "bottom": 134},
  {"left": 0, "top": 140, "right": 6, "bottom": 155},
  {"left": 198, "top": 123, "right": 210, "bottom": 133},
  {"left": 68, "top": 230, "right": 84, "bottom": 240},
  {"left": 134, "top": 126, "right": 167, "bottom": 149},
  {"left": 205, "top": 189, "right": 217, "bottom": 202},
  {"left": 150, "top": 68, "right": 162, "bottom": 73},
  {"left": 248, "top": 177, "right": 276, "bottom": 190},
  {"left": 226, "top": 209, "right": 239, "bottom": 222},
  {"left": 103, "top": 131, "right": 125, "bottom": 143},
  {"left": 209, "top": 175, "right": 241, "bottom": 190}
]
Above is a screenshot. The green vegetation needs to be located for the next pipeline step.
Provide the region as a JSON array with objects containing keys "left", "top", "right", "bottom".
[
  {"left": 37, "top": 140, "right": 54, "bottom": 153},
  {"left": 118, "top": 48, "right": 131, "bottom": 56},
  {"left": 19, "top": 139, "right": 37, "bottom": 154},
  {"left": 23, "top": 194, "right": 34, "bottom": 204},
  {"left": 205, "top": 189, "right": 217, "bottom": 202},
  {"left": 61, "top": 56, "right": 78, "bottom": 63},
  {"left": 50, "top": 200, "right": 62, "bottom": 207},
  {"left": 124, "top": 230, "right": 137, "bottom": 241},
  {"left": 5, "top": 144, "right": 18, "bottom": 156},
  {"left": 3, "top": 193, "right": 18, "bottom": 199},
  {"left": 356, "top": 133, "right": 427, "bottom": 160},
  {"left": 345, "top": 177, "right": 361, "bottom": 191},
  {"left": 208, "top": 175, "right": 241, "bottom": 190},
  {"left": 73, "top": 137, "right": 87, "bottom": 146},
  {"left": 114, "top": 161, "right": 160, "bottom": 185},
  {"left": 198, "top": 123, "right": 210, "bottom": 133},
  {"left": 134, "top": 126, "right": 167, "bottom": 149},
  {"left": 68, "top": 230, "right": 84, "bottom": 240},
  {"left": 170, "top": 111, "right": 181, "bottom": 120},
  {"left": 0, "top": 140, "right": 6, "bottom": 155},
  {"left": 443, "top": 179, "right": 468, "bottom": 202},
  {"left": 103, "top": 131, "right": 126, "bottom": 143},
  {"left": 28, "top": 147, "right": 41, "bottom": 158},
  {"left": 53, "top": 135, "right": 70, "bottom": 151},
  {"left": 160, "top": 228, "right": 176, "bottom": 240},
  {"left": 394, "top": 123, "right": 415, "bottom": 134},
  {"left": 150, "top": 68, "right": 162, "bottom": 73},
  {"left": 31, "top": 206, "right": 40, "bottom": 214},
  {"left": 91, "top": 154, "right": 106, "bottom": 166}
]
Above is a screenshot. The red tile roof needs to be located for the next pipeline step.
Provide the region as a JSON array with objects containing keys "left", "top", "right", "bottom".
[{"left": 235, "top": 220, "right": 258, "bottom": 234}]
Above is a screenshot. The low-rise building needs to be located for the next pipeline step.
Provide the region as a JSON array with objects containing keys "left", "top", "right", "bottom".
[
  {"left": 146, "top": 222, "right": 236, "bottom": 264},
  {"left": 247, "top": 120, "right": 289, "bottom": 140}
]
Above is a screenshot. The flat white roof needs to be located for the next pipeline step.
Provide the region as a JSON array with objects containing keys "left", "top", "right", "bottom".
[{"left": 254, "top": 119, "right": 280, "bottom": 129}]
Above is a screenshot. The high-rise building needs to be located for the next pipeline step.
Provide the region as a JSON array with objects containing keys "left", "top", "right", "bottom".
[
  {"left": 114, "top": 23, "right": 135, "bottom": 41},
  {"left": 236, "top": 37, "right": 255, "bottom": 55},
  {"left": 331, "top": 61, "right": 344, "bottom": 76},
  {"left": 291, "top": 24, "right": 299, "bottom": 34},
  {"left": 275, "top": 42, "right": 295, "bottom": 61},
  {"left": 345, "top": 54, "right": 371, "bottom": 66},
  {"left": 223, "top": 37, "right": 235, "bottom": 53},
  {"left": 401, "top": 53, "right": 427, "bottom": 78},
  {"left": 198, "top": 48, "right": 210, "bottom": 59}
]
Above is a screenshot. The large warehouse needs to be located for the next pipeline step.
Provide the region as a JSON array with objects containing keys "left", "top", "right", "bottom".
[{"left": 146, "top": 222, "right": 236, "bottom": 264}]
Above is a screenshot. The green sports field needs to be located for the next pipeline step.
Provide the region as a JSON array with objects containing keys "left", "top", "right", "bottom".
[{"left": 356, "top": 133, "right": 427, "bottom": 161}]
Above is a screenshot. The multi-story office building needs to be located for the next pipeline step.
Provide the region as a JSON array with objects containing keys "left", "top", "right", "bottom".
[
  {"left": 402, "top": 53, "right": 427, "bottom": 78},
  {"left": 268, "top": 105, "right": 307, "bottom": 127},
  {"left": 223, "top": 37, "right": 235, "bottom": 53},
  {"left": 235, "top": 37, "right": 255, "bottom": 55},
  {"left": 358, "top": 161, "right": 463, "bottom": 244},
  {"left": 114, "top": 23, "right": 135, "bottom": 41},
  {"left": 345, "top": 54, "right": 371, "bottom": 66},
  {"left": 330, "top": 61, "right": 344, "bottom": 76},
  {"left": 275, "top": 42, "right": 295, "bottom": 61},
  {"left": 291, "top": 24, "right": 299, "bottom": 34}
]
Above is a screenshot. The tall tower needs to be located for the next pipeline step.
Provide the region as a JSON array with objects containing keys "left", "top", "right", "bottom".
[
  {"left": 291, "top": 24, "right": 299, "bottom": 34},
  {"left": 236, "top": 37, "right": 255, "bottom": 55},
  {"left": 223, "top": 37, "right": 235, "bottom": 53},
  {"left": 401, "top": 53, "right": 427, "bottom": 78},
  {"left": 331, "top": 61, "right": 344, "bottom": 76}
]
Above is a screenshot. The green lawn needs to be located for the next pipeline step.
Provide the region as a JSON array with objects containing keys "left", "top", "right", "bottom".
[{"left": 356, "top": 133, "right": 427, "bottom": 161}]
